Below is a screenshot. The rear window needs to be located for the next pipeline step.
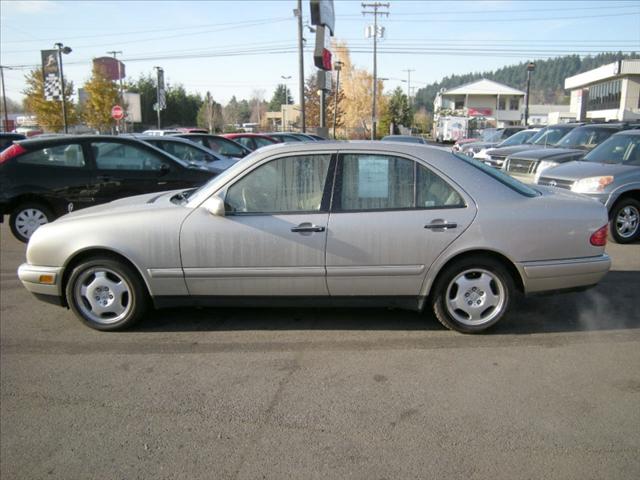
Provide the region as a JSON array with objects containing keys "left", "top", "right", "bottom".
[{"left": 453, "top": 153, "right": 539, "bottom": 197}]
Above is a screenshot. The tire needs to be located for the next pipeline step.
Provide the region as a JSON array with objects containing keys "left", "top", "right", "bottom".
[
  {"left": 9, "top": 202, "right": 54, "bottom": 243},
  {"left": 609, "top": 198, "right": 640, "bottom": 244},
  {"left": 65, "top": 257, "right": 148, "bottom": 331},
  {"left": 431, "top": 256, "right": 514, "bottom": 333}
]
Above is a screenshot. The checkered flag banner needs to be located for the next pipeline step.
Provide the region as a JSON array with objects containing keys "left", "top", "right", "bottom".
[
  {"left": 41, "top": 49, "right": 62, "bottom": 101},
  {"left": 44, "top": 74, "right": 62, "bottom": 101}
]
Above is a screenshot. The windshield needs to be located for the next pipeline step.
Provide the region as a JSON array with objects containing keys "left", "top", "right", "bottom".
[
  {"left": 498, "top": 130, "right": 536, "bottom": 147},
  {"left": 584, "top": 134, "right": 640, "bottom": 165},
  {"left": 453, "top": 153, "right": 539, "bottom": 197},
  {"left": 185, "top": 150, "right": 261, "bottom": 206},
  {"left": 532, "top": 127, "right": 573, "bottom": 146},
  {"left": 480, "top": 128, "right": 499, "bottom": 141},
  {"left": 555, "top": 127, "right": 614, "bottom": 149}
]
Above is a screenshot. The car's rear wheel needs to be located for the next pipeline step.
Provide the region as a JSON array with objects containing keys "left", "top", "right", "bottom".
[
  {"left": 610, "top": 198, "right": 640, "bottom": 244},
  {"left": 431, "top": 256, "right": 514, "bottom": 333},
  {"left": 10, "top": 202, "right": 54, "bottom": 243},
  {"left": 65, "top": 257, "right": 148, "bottom": 331}
]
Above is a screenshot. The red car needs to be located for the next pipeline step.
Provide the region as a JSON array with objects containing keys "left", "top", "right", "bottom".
[{"left": 223, "top": 133, "right": 278, "bottom": 151}]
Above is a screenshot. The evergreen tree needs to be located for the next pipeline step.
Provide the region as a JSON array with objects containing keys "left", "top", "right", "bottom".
[{"left": 268, "top": 84, "right": 293, "bottom": 111}]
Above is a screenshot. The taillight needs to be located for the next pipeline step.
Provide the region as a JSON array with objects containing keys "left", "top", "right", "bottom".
[
  {"left": 0, "top": 144, "right": 27, "bottom": 165},
  {"left": 590, "top": 224, "right": 608, "bottom": 246}
]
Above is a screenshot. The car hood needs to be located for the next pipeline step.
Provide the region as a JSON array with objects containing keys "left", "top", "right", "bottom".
[
  {"left": 486, "top": 144, "right": 540, "bottom": 157},
  {"left": 541, "top": 161, "right": 640, "bottom": 181},
  {"left": 454, "top": 138, "right": 478, "bottom": 147},
  {"left": 462, "top": 141, "right": 498, "bottom": 150},
  {"left": 509, "top": 148, "right": 585, "bottom": 161},
  {"left": 55, "top": 190, "right": 185, "bottom": 223}
]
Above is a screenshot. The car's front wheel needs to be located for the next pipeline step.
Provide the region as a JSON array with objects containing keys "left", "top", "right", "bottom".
[
  {"left": 10, "top": 202, "right": 54, "bottom": 243},
  {"left": 65, "top": 257, "right": 148, "bottom": 331},
  {"left": 431, "top": 256, "right": 514, "bottom": 333},
  {"left": 610, "top": 198, "right": 640, "bottom": 244}
]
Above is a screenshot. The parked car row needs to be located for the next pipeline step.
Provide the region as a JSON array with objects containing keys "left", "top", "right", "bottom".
[
  {"left": 0, "top": 135, "right": 229, "bottom": 242},
  {"left": 465, "top": 124, "right": 639, "bottom": 243},
  {"left": 0, "top": 129, "right": 328, "bottom": 242}
]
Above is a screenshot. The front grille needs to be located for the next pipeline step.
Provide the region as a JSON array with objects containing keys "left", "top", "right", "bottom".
[
  {"left": 537, "top": 177, "right": 574, "bottom": 190},
  {"left": 506, "top": 157, "right": 537, "bottom": 174},
  {"left": 485, "top": 154, "right": 507, "bottom": 168}
]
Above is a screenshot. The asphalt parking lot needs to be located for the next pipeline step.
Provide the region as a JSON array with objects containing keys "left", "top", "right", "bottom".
[{"left": 1, "top": 222, "right": 639, "bottom": 480}]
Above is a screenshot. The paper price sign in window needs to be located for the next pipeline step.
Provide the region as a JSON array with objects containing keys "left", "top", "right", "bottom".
[{"left": 358, "top": 157, "right": 389, "bottom": 198}]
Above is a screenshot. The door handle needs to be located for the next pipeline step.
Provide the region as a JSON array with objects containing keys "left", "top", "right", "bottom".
[
  {"left": 97, "top": 175, "right": 114, "bottom": 182},
  {"left": 291, "top": 223, "right": 326, "bottom": 233},
  {"left": 424, "top": 222, "right": 457, "bottom": 230}
]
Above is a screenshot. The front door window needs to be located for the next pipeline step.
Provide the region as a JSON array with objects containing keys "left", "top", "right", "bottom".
[{"left": 225, "top": 154, "right": 331, "bottom": 213}]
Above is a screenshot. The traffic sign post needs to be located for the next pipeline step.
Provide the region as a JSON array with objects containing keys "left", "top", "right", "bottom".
[{"left": 111, "top": 105, "right": 124, "bottom": 121}]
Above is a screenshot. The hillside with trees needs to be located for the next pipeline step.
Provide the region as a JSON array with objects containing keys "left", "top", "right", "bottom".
[{"left": 413, "top": 52, "right": 637, "bottom": 113}]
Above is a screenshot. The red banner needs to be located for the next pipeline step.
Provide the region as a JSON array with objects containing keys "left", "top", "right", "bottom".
[{"left": 467, "top": 108, "right": 493, "bottom": 117}]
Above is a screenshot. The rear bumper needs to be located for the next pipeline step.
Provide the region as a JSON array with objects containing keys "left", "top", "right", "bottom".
[
  {"left": 18, "top": 263, "right": 64, "bottom": 300},
  {"left": 519, "top": 254, "right": 611, "bottom": 294}
]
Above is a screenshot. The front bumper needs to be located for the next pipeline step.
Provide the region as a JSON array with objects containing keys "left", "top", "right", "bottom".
[
  {"left": 18, "top": 263, "right": 64, "bottom": 300},
  {"left": 519, "top": 254, "right": 611, "bottom": 294}
]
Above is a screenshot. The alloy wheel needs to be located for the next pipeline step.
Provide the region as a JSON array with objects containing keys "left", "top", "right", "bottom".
[{"left": 445, "top": 268, "right": 506, "bottom": 327}]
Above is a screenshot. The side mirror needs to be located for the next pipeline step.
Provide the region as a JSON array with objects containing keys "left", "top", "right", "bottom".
[{"left": 203, "top": 196, "right": 225, "bottom": 217}]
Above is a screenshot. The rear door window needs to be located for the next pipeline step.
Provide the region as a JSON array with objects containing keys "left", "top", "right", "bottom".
[
  {"left": 92, "top": 142, "right": 167, "bottom": 171},
  {"left": 17, "top": 144, "right": 86, "bottom": 168}
]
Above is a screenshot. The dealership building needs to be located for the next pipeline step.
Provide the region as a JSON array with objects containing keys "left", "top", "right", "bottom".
[
  {"left": 565, "top": 59, "right": 640, "bottom": 122},
  {"left": 433, "top": 79, "right": 526, "bottom": 127}
]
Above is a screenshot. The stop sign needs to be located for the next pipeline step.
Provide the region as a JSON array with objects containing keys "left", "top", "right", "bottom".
[{"left": 111, "top": 105, "right": 124, "bottom": 120}]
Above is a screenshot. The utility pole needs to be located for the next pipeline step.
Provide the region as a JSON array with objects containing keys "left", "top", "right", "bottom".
[
  {"left": 107, "top": 50, "right": 124, "bottom": 133},
  {"left": 402, "top": 68, "right": 415, "bottom": 107},
  {"left": 362, "top": 2, "right": 389, "bottom": 140},
  {"left": 0, "top": 65, "right": 9, "bottom": 132},
  {"left": 333, "top": 60, "right": 343, "bottom": 139},
  {"left": 295, "top": 0, "right": 306, "bottom": 133}
]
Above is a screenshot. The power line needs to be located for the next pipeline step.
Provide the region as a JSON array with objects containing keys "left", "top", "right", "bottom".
[
  {"left": 339, "top": 11, "right": 639, "bottom": 23},
  {"left": 0, "top": 16, "right": 294, "bottom": 44},
  {"left": 338, "top": 4, "right": 640, "bottom": 17}
]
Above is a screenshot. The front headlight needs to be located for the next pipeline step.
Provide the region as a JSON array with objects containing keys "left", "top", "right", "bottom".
[
  {"left": 534, "top": 160, "right": 560, "bottom": 182},
  {"left": 571, "top": 176, "right": 614, "bottom": 193}
]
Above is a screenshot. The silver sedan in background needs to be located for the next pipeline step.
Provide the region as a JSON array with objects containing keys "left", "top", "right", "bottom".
[{"left": 18, "top": 142, "right": 610, "bottom": 333}]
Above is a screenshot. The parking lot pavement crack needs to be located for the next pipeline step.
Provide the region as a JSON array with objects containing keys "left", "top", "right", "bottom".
[{"left": 229, "top": 349, "right": 304, "bottom": 480}]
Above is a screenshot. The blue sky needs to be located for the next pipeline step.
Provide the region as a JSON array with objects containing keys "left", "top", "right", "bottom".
[{"left": 1, "top": 0, "right": 639, "bottom": 105}]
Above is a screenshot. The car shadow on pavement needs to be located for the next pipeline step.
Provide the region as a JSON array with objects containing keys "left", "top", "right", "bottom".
[{"left": 135, "top": 271, "right": 639, "bottom": 335}]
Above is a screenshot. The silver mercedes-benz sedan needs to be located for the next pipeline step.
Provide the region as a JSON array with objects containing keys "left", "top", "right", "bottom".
[{"left": 18, "top": 142, "right": 611, "bottom": 333}]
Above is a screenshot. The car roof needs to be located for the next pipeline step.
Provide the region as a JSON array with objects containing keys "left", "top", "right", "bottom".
[
  {"left": 16, "top": 134, "right": 152, "bottom": 147},
  {"left": 612, "top": 129, "right": 640, "bottom": 136}
]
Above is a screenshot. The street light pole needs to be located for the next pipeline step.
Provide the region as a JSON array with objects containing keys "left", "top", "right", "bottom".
[
  {"left": 333, "top": 60, "right": 343, "bottom": 139},
  {"left": 154, "top": 66, "right": 163, "bottom": 129},
  {"left": 281, "top": 75, "right": 291, "bottom": 131},
  {"left": 54, "top": 42, "right": 72, "bottom": 133},
  {"left": 525, "top": 61, "right": 535, "bottom": 126}
]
